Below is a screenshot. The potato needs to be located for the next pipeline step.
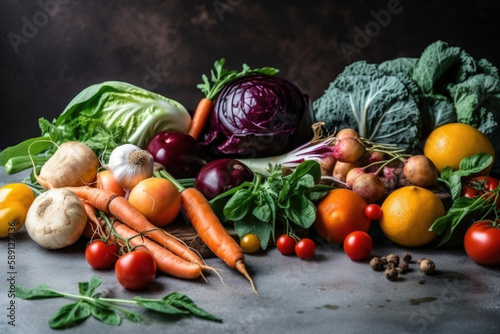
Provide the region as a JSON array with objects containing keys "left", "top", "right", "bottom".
[
  {"left": 404, "top": 155, "right": 438, "bottom": 188},
  {"left": 352, "top": 173, "right": 386, "bottom": 204},
  {"left": 25, "top": 188, "right": 87, "bottom": 249}
]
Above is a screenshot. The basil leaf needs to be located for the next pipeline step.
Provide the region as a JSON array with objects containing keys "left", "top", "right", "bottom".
[
  {"left": 79, "top": 276, "right": 102, "bottom": 297},
  {"left": 252, "top": 204, "right": 271, "bottom": 222},
  {"left": 455, "top": 153, "right": 493, "bottom": 177},
  {"left": 90, "top": 304, "right": 121, "bottom": 326},
  {"left": 288, "top": 195, "right": 317, "bottom": 228},
  {"left": 287, "top": 160, "right": 322, "bottom": 184},
  {"left": 294, "top": 174, "right": 316, "bottom": 193},
  {"left": 307, "top": 184, "right": 334, "bottom": 201},
  {"left": 48, "top": 301, "right": 92, "bottom": 329},
  {"left": 121, "top": 309, "right": 142, "bottom": 323},
  {"left": 167, "top": 293, "right": 223, "bottom": 323},
  {"left": 223, "top": 189, "right": 255, "bottom": 220},
  {"left": 15, "top": 284, "right": 63, "bottom": 300},
  {"left": 448, "top": 174, "right": 463, "bottom": 201},
  {"left": 440, "top": 165, "right": 454, "bottom": 180},
  {"left": 430, "top": 196, "right": 489, "bottom": 247},
  {"left": 133, "top": 296, "right": 188, "bottom": 316}
]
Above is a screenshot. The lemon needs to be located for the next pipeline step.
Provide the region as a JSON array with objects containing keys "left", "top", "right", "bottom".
[
  {"left": 424, "top": 123, "right": 495, "bottom": 174},
  {"left": 379, "top": 186, "right": 445, "bottom": 247}
]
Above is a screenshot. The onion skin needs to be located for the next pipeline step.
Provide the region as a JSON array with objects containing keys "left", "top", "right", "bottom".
[{"left": 195, "top": 158, "right": 254, "bottom": 200}]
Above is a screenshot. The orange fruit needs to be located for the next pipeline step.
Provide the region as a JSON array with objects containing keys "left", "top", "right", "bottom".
[
  {"left": 379, "top": 186, "right": 445, "bottom": 247},
  {"left": 424, "top": 123, "right": 495, "bottom": 174},
  {"left": 313, "top": 189, "right": 370, "bottom": 244}
]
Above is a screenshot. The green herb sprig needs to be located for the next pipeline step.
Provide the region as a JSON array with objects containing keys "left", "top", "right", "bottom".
[
  {"left": 197, "top": 58, "right": 279, "bottom": 100},
  {"left": 209, "top": 160, "right": 333, "bottom": 249},
  {"left": 430, "top": 153, "right": 498, "bottom": 247},
  {"left": 16, "top": 276, "right": 222, "bottom": 329}
]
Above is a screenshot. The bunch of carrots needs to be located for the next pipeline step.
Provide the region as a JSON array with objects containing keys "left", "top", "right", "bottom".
[{"left": 66, "top": 178, "right": 257, "bottom": 293}]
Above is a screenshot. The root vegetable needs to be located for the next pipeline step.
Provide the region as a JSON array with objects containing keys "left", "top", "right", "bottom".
[
  {"left": 320, "top": 155, "right": 337, "bottom": 176},
  {"left": 351, "top": 173, "right": 386, "bottom": 204},
  {"left": 25, "top": 188, "right": 87, "bottom": 249},
  {"left": 336, "top": 128, "right": 359, "bottom": 140},
  {"left": 346, "top": 167, "right": 366, "bottom": 188},
  {"left": 35, "top": 141, "right": 99, "bottom": 190},
  {"left": 404, "top": 155, "right": 438, "bottom": 188},
  {"left": 332, "top": 137, "right": 366, "bottom": 163},
  {"left": 333, "top": 160, "right": 364, "bottom": 183}
]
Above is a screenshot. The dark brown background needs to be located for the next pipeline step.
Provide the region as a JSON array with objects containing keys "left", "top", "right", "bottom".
[{"left": 1, "top": 0, "right": 499, "bottom": 149}]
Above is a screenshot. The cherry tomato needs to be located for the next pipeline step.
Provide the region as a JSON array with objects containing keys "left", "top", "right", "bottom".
[
  {"left": 240, "top": 234, "right": 260, "bottom": 253},
  {"left": 464, "top": 220, "right": 500, "bottom": 266},
  {"left": 115, "top": 249, "right": 157, "bottom": 290},
  {"left": 364, "top": 204, "right": 382, "bottom": 220},
  {"left": 343, "top": 231, "right": 373, "bottom": 261},
  {"left": 85, "top": 240, "right": 119, "bottom": 270},
  {"left": 295, "top": 238, "right": 316, "bottom": 259},
  {"left": 276, "top": 234, "right": 297, "bottom": 255},
  {"left": 461, "top": 176, "right": 500, "bottom": 208}
]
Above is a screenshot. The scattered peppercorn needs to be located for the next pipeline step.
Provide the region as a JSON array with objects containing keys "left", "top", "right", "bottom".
[
  {"left": 370, "top": 257, "right": 384, "bottom": 271},
  {"left": 418, "top": 258, "right": 436, "bottom": 275},
  {"left": 402, "top": 252, "right": 412, "bottom": 263},
  {"left": 385, "top": 267, "right": 399, "bottom": 281},
  {"left": 397, "top": 261, "right": 409, "bottom": 274},
  {"left": 386, "top": 254, "right": 400, "bottom": 266}
]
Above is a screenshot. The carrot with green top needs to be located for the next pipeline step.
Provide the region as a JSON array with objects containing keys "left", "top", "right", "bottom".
[{"left": 187, "top": 58, "right": 279, "bottom": 140}]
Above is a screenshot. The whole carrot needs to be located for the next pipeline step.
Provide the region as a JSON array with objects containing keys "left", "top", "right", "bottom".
[
  {"left": 66, "top": 187, "right": 204, "bottom": 266},
  {"left": 180, "top": 187, "right": 257, "bottom": 293},
  {"left": 187, "top": 98, "right": 213, "bottom": 140},
  {"left": 155, "top": 169, "right": 257, "bottom": 293},
  {"left": 108, "top": 221, "right": 203, "bottom": 279}
]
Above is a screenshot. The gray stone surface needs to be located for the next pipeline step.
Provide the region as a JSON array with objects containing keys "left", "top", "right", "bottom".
[{"left": 1, "top": 168, "right": 499, "bottom": 334}]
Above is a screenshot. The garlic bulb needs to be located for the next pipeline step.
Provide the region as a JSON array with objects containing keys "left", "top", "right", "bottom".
[{"left": 107, "top": 144, "right": 154, "bottom": 190}]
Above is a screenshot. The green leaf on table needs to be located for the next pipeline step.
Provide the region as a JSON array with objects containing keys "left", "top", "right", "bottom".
[
  {"left": 48, "top": 301, "right": 92, "bottom": 329},
  {"left": 78, "top": 276, "right": 102, "bottom": 297},
  {"left": 133, "top": 296, "right": 189, "bottom": 316},
  {"left": 167, "top": 293, "right": 223, "bottom": 323},
  {"left": 15, "top": 284, "right": 63, "bottom": 300},
  {"left": 90, "top": 303, "right": 122, "bottom": 326}
]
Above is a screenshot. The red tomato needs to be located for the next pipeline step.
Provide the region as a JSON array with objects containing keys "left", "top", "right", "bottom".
[
  {"left": 343, "top": 231, "right": 373, "bottom": 261},
  {"left": 85, "top": 240, "right": 119, "bottom": 270},
  {"left": 462, "top": 176, "right": 500, "bottom": 208},
  {"left": 295, "top": 238, "right": 316, "bottom": 259},
  {"left": 464, "top": 221, "right": 500, "bottom": 266},
  {"left": 364, "top": 204, "right": 382, "bottom": 220},
  {"left": 276, "top": 235, "right": 297, "bottom": 255},
  {"left": 115, "top": 249, "right": 157, "bottom": 290}
]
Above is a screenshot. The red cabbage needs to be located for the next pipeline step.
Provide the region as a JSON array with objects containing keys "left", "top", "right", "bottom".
[{"left": 201, "top": 75, "right": 309, "bottom": 158}]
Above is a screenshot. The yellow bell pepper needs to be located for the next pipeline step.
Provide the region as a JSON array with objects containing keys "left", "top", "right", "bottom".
[{"left": 0, "top": 183, "right": 35, "bottom": 238}]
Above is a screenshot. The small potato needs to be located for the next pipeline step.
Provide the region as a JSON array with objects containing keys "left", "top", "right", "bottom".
[
  {"left": 404, "top": 155, "right": 438, "bottom": 188},
  {"left": 25, "top": 188, "right": 87, "bottom": 249},
  {"left": 320, "top": 155, "right": 337, "bottom": 176},
  {"left": 333, "top": 161, "right": 364, "bottom": 183},
  {"left": 352, "top": 173, "right": 386, "bottom": 204},
  {"left": 346, "top": 167, "right": 366, "bottom": 188}
]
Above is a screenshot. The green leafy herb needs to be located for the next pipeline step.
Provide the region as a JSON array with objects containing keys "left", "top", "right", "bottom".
[
  {"left": 438, "top": 153, "right": 494, "bottom": 200},
  {"left": 16, "top": 276, "right": 222, "bottom": 329},
  {"left": 429, "top": 195, "right": 495, "bottom": 247},
  {"left": 210, "top": 160, "right": 332, "bottom": 249},
  {"left": 197, "top": 58, "right": 279, "bottom": 100}
]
